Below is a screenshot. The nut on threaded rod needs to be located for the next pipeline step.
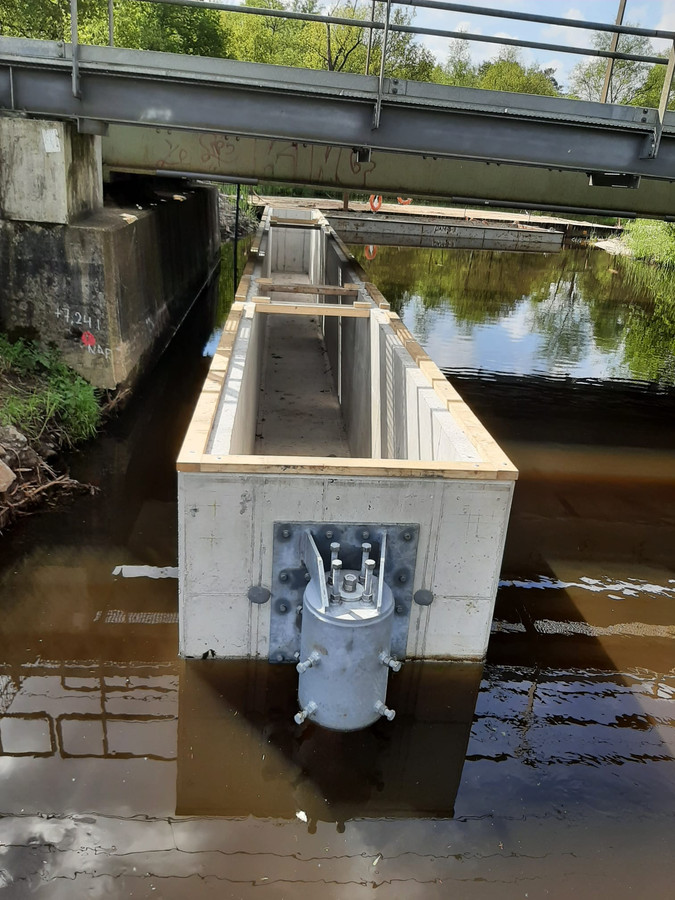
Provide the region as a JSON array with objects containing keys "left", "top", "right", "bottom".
[
  {"left": 294, "top": 700, "right": 317, "bottom": 725},
  {"left": 296, "top": 650, "right": 321, "bottom": 674},
  {"left": 379, "top": 650, "right": 402, "bottom": 672},
  {"left": 374, "top": 700, "right": 396, "bottom": 721}
]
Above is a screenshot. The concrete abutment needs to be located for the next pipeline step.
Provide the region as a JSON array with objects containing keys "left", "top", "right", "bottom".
[{"left": 0, "top": 117, "right": 220, "bottom": 389}]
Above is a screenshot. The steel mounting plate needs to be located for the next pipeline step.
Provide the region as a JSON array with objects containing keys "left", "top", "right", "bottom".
[{"left": 269, "top": 521, "right": 419, "bottom": 663}]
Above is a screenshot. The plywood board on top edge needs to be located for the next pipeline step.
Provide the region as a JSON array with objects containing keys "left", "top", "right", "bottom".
[
  {"left": 180, "top": 454, "right": 517, "bottom": 480},
  {"left": 177, "top": 304, "right": 244, "bottom": 462}
]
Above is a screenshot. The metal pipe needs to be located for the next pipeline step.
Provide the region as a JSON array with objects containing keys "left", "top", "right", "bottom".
[
  {"left": 108, "top": 0, "right": 114, "bottom": 47},
  {"left": 389, "top": 22, "right": 665, "bottom": 65},
  {"left": 130, "top": 0, "right": 669, "bottom": 66},
  {"left": 155, "top": 170, "right": 258, "bottom": 185},
  {"left": 397, "top": 0, "right": 675, "bottom": 41},
  {"left": 373, "top": 0, "right": 391, "bottom": 129},
  {"left": 600, "top": 0, "right": 627, "bottom": 104},
  {"left": 365, "top": 0, "right": 376, "bottom": 76},
  {"left": 134, "top": 0, "right": 382, "bottom": 33},
  {"left": 69, "top": 0, "right": 80, "bottom": 99}
]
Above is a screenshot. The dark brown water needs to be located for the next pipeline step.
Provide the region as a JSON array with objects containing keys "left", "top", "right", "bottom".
[{"left": 0, "top": 244, "right": 674, "bottom": 897}]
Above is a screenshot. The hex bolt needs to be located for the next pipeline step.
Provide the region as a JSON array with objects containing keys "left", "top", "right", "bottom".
[
  {"left": 331, "top": 559, "right": 343, "bottom": 602},
  {"left": 398, "top": 572, "right": 408, "bottom": 584},
  {"left": 296, "top": 650, "right": 321, "bottom": 674},
  {"left": 294, "top": 700, "right": 318, "bottom": 725},
  {"left": 281, "top": 528, "right": 291, "bottom": 539},
  {"left": 359, "top": 543, "right": 371, "bottom": 582},
  {"left": 325, "top": 530, "right": 333, "bottom": 539},
  {"left": 361, "top": 530, "right": 370, "bottom": 540},
  {"left": 343, "top": 573, "right": 358, "bottom": 593},
  {"left": 363, "top": 559, "right": 376, "bottom": 602},
  {"left": 379, "top": 651, "right": 402, "bottom": 673},
  {"left": 402, "top": 531, "right": 412, "bottom": 542},
  {"left": 395, "top": 604, "right": 405, "bottom": 615},
  {"left": 279, "top": 571, "right": 289, "bottom": 583},
  {"left": 374, "top": 700, "right": 396, "bottom": 722},
  {"left": 330, "top": 541, "right": 341, "bottom": 562}
]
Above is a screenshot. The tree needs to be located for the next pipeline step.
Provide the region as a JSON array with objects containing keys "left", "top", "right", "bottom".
[
  {"left": 1, "top": 0, "right": 232, "bottom": 59},
  {"left": 442, "top": 34, "right": 478, "bottom": 88},
  {"left": 477, "top": 49, "right": 559, "bottom": 96},
  {"left": 568, "top": 29, "right": 657, "bottom": 105}
]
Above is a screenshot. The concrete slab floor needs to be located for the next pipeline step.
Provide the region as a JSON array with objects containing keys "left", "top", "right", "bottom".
[{"left": 254, "top": 310, "right": 351, "bottom": 457}]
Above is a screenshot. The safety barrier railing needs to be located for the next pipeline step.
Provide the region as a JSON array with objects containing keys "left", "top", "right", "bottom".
[{"left": 59, "top": 0, "right": 675, "bottom": 150}]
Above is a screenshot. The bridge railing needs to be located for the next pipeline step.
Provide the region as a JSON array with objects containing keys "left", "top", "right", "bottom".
[{"left": 56, "top": 0, "right": 675, "bottom": 143}]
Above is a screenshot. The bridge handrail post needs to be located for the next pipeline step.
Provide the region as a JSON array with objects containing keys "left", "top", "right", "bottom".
[
  {"left": 365, "top": 0, "right": 376, "bottom": 75},
  {"left": 600, "top": 0, "right": 626, "bottom": 104},
  {"left": 108, "top": 0, "right": 115, "bottom": 47},
  {"left": 69, "top": 0, "right": 81, "bottom": 98},
  {"left": 372, "top": 0, "right": 391, "bottom": 129}
]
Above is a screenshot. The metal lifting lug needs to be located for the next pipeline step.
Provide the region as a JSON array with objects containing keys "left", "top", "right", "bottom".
[
  {"left": 296, "top": 650, "right": 321, "bottom": 674},
  {"left": 374, "top": 700, "right": 396, "bottom": 722},
  {"left": 294, "top": 700, "right": 317, "bottom": 725},
  {"left": 379, "top": 651, "right": 402, "bottom": 672}
]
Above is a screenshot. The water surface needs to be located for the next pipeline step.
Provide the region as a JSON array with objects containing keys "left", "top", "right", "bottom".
[{"left": 0, "top": 241, "right": 673, "bottom": 896}]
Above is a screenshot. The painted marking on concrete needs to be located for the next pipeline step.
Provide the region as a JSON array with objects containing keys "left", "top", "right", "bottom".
[
  {"left": 112, "top": 565, "right": 179, "bottom": 579},
  {"left": 499, "top": 576, "right": 675, "bottom": 599},
  {"left": 42, "top": 128, "right": 61, "bottom": 153}
]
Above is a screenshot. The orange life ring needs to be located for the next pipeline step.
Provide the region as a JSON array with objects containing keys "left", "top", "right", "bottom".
[
  {"left": 397, "top": 197, "right": 412, "bottom": 205},
  {"left": 369, "top": 194, "right": 383, "bottom": 212},
  {"left": 364, "top": 244, "right": 378, "bottom": 260}
]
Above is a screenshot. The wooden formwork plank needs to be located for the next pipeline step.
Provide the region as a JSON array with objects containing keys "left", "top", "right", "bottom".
[
  {"left": 177, "top": 302, "right": 244, "bottom": 463},
  {"left": 179, "top": 454, "right": 517, "bottom": 480},
  {"left": 252, "top": 301, "right": 370, "bottom": 318},
  {"left": 256, "top": 279, "right": 359, "bottom": 296}
]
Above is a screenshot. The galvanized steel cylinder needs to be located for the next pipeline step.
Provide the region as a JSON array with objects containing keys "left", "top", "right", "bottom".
[{"left": 296, "top": 569, "right": 397, "bottom": 731}]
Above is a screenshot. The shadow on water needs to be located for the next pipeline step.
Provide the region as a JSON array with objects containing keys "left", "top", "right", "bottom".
[{"left": 0, "top": 242, "right": 673, "bottom": 894}]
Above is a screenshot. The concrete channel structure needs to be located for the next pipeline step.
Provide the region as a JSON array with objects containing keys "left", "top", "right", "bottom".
[{"left": 177, "top": 208, "right": 517, "bottom": 729}]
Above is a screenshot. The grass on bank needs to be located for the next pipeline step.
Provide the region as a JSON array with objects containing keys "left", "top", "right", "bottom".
[
  {"left": 0, "top": 335, "right": 101, "bottom": 446},
  {"left": 624, "top": 220, "right": 675, "bottom": 266}
]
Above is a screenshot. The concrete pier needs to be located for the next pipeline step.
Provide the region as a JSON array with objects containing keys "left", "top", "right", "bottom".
[
  {"left": 177, "top": 209, "right": 517, "bottom": 663},
  {"left": 0, "top": 117, "right": 220, "bottom": 389}
]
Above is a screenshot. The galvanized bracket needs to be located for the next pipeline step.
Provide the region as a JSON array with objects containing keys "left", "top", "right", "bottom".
[{"left": 269, "top": 521, "right": 420, "bottom": 663}]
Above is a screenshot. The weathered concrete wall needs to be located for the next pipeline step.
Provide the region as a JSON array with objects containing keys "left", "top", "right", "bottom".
[
  {"left": 0, "top": 185, "right": 220, "bottom": 388},
  {"left": 0, "top": 118, "right": 103, "bottom": 224}
]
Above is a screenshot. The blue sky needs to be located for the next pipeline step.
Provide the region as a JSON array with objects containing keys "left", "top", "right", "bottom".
[{"left": 403, "top": 0, "right": 675, "bottom": 90}]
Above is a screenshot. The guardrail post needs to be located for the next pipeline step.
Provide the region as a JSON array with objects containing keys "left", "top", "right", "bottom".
[
  {"left": 650, "top": 38, "right": 675, "bottom": 158},
  {"left": 365, "top": 0, "right": 376, "bottom": 75},
  {"left": 108, "top": 0, "right": 115, "bottom": 47},
  {"left": 600, "top": 0, "right": 626, "bottom": 103},
  {"left": 372, "top": 0, "right": 391, "bottom": 129},
  {"left": 69, "top": 0, "right": 81, "bottom": 98}
]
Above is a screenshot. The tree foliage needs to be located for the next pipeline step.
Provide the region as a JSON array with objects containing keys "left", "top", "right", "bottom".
[{"left": 568, "top": 29, "right": 673, "bottom": 108}]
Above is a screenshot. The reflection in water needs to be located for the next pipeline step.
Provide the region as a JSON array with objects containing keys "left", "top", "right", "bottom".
[
  {"left": 0, "top": 245, "right": 674, "bottom": 895},
  {"left": 353, "top": 244, "right": 675, "bottom": 384}
]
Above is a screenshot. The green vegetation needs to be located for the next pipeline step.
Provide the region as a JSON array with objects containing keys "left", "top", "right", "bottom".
[
  {"left": 0, "top": 335, "right": 101, "bottom": 445},
  {"left": 624, "top": 220, "right": 675, "bottom": 267}
]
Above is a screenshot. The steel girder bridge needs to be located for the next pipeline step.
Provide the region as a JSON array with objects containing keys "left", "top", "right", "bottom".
[{"left": 2, "top": 0, "right": 675, "bottom": 218}]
